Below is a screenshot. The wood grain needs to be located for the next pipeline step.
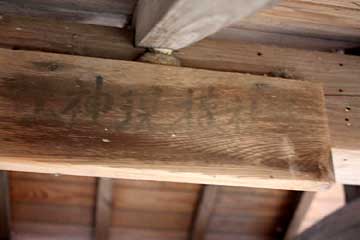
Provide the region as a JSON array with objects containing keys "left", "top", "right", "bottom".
[
  {"left": 112, "top": 210, "right": 192, "bottom": 230},
  {"left": 5, "top": 15, "right": 360, "bottom": 183},
  {"left": 12, "top": 203, "right": 93, "bottom": 226},
  {"left": 209, "top": 187, "right": 301, "bottom": 239},
  {"left": 215, "top": 0, "right": 360, "bottom": 50},
  {"left": 1, "top": 16, "right": 359, "bottom": 96},
  {"left": 9, "top": 171, "right": 95, "bottom": 184},
  {"left": 114, "top": 179, "right": 200, "bottom": 192},
  {"left": 177, "top": 39, "right": 360, "bottom": 96},
  {"left": 135, "top": 0, "right": 276, "bottom": 49},
  {"left": 8, "top": 174, "right": 301, "bottom": 240},
  {"left": 0, "top": 0, "right": 136, "bottom": 28},
  {"left": 12, "top": 222, "right": 92, "bottom": 240},
  {"left": 109, "top": 227, "right": 187, "bottom": 240},
  {"left": 113, "top": 187, "right": 198, "bottom": 213},
  {"left": 284, "top": 192, "right": 315, "bottom": 240},
  {"left": 210, "top": 27, "right": 359, "bottom": 51},
  {"left": 1, "top": 0, "right": 358, "bottom": 51},
  {"left": 191, "top": 186, "right": 219, "bottom": 240},
  {"left": 10, "top": 179, "right": 96, "bottom": 207},
  {"left": 0, "top": 48, "right": 333, "bottom": 190},
  {"left": 94, "top": 178, "right": 113, "bottom": 240},
  {"left": 12, "top": 223, "right": 187, "bottom": 240}
]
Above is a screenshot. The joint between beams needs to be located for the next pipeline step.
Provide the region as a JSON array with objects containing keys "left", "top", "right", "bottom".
[{"left": 137, "top": 48, "right": 181, "bottom": 66}]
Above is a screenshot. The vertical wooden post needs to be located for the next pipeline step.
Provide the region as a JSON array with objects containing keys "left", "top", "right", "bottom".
[
  {"left": 94, "top": 178, "right": 113, "bottom": 240},
  {"left": 190, "top": 186, "right": 219, "bottom": 240},
  {"left": 284, "top": 192, "right": 315, "bottom": 240}
]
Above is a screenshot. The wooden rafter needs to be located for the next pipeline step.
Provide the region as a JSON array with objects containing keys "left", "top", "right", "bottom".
[
  {"left": 191, "top": 186, "right": 219, "bottom": 240},
  {"left": 94, "top": 178, "right": 113, "bottom": 240},
  {"left": 134, "top": 0, "right": 277, "bottom": 50},
  {"left": 284, "top": 192, "right": 315, "bottom": 240}
]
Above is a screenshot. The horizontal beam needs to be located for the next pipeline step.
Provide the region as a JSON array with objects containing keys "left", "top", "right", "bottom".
[
  {"left": 0, "top": 0, "right": 135, "bottom": 28},
  {"left": 0, "top": 48, "right": 332, "bottom": 190},
  {"left": 0, "top": 16, "right": 359, "bottom": 185},
  {"left": 135, "top": 0, "right": 276, "bottom": 49}
]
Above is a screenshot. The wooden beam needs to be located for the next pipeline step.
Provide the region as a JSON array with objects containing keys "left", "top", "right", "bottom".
[
  {"left": 134, "top": 0, "right": 276, "bottom": 50},
  {"left": 0, "top": 16, "right": 359, "bottom": 185},
  {"left": 0, "top": 172, "right": 10, "bottom": 240},
  {"left": 94, "top": 178, "right": 113, "bottom": 240},
  {"left": 284, "top": 192, "right": 315, "bottom": 240},
  {"left": 295, "top": 197, "right": 360, "bottom": 240},
  {"left": 0, "top": 0, "right": 136, "bottom": 28},
  {"left": 190, "top": 186, "right": 219, "bottom": 240},
  {"left": 0, "top": 48, "right": 332, "bottom": 190}
]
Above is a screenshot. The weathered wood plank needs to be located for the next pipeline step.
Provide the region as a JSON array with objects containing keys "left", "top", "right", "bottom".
[
  {"left": 284, "top": 192, "right": 315, "bottom": 240},
  {"left": 218, "top": 0, "right": 360, "bottom": 50},
  {"left": 113, "top": 187, "right": 198, "bottom": 213},
  {"left": 191, "top": 186, "right": 219, "bottom": 240},
  {"left": 12, "top": 222, "right": 92, "bottom": 240},
  {"left": 94, "top": 178, "right": 112, "bottom": 240},
  {"left": 1, "top": 16, "right": 360, "bottom": 96},
  {"left": 135, "top": 0, "right": 276, "bottom": 50},
  {"left": 12, "top": 203, "right": 93, "bottom": 225},
  {"left": 0, "top": 48, "right": 332, "bottom": 190},
  {"left": 112, "top": 210, "right": 192, "bottom": 230},
  {"left": 210, "top": 27, "right": 359, "bottom": 51},
  {"left": 12, "top": 222, "right": 186, "bottom": 240},
  {"left": 10, "top": 178, "right": 95, "bottom": 207},
  {"left": 177, "top": 40, "right": 360, "bottom": 96},
  {"left": 0, "top": 0, "right": 136, "bottom": 28}
]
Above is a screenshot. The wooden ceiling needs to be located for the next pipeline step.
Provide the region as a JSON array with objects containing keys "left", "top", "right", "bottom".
[{"left": 0, "top": 0, "right": 359, "bottom": 239}]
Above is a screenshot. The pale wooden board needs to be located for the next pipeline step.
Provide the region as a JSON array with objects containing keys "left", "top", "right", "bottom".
[
  {"left": 135, "top": 0, "right": 276, "bottom": 49},
  {"left": 216, "top": 0, "right": 360, "bottom": 49},
  {"left": 0, "top": 48, "right": 332, "bottom": 190}
]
